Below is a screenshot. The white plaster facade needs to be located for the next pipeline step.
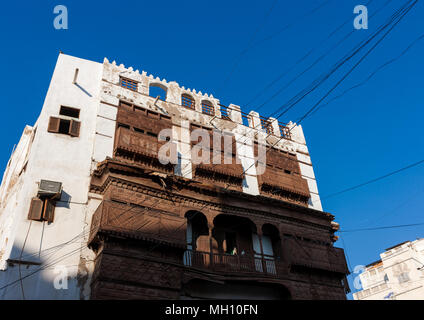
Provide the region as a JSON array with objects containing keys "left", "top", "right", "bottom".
[
  {"left": 353, "top": 239, "right": 424, "bottom": 300},
  {"left": 0, "top": 53, "right": 324, "bottom": 299}
]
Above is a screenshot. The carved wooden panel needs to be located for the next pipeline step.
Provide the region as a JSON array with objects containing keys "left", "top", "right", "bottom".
[
  {"left": 287, "top": 237, "right": 348, "bottom": 274},
  {"left": 117, "top": 101, "right": 172, "bottom": 135},
  {"left": 254, "top": 144, "right": 310, "bottom": 203},
  {"left": 89, "top": 200, "right": 186, "bottom": 247}
]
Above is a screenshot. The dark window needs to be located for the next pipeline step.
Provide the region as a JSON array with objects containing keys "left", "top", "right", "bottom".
[
  {"left": 182, "top": 94, "right": 195, "bottom": 109},
  {"left": 201, "top": 101, "right": 214, "bottom": 116},
  {"left": 134, "top": 127, "right": 145, "bottom": 134},
  {"left": 59, "top": 106, "right": 80, "bottom": 118},
  {"left": 48, "top": 116, "right": 80, "bottom": 137},
  {"left": 147, "top": 132, "right": 157, "bottom": 138},
  {"left": 58, "top": 119, "right": 70, "bottom": 134},
  {"left": 120, "top": 77, "right": 138, "bottom": 91},
  {"left": 117, "top": 123, "right": 130, "bottom": 129},
  {"left": 225, "top": 232, "right": 237, "bottom": 254}
]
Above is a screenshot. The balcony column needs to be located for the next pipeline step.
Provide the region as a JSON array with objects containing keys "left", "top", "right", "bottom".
[
  {"left": 257, "top": 230, "right": 267, "bottom": 273},
  {"left": 208, "top": 222, "right": 214, "bottom": 267}
]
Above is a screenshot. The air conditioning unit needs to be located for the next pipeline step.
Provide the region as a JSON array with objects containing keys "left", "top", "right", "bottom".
[{"left": 38, "top": 180, "right": 62, "bottom": 198}]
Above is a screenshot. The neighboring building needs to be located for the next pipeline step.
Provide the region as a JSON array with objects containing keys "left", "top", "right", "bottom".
[
  {"left": 353, "top": 239, "right": 424, "bottom": 300},
  {"left": 0, "top": 53, "right": 349, "bottom": 300}
]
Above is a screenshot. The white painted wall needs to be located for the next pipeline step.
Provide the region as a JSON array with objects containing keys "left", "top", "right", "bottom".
[
  {"left": 354, "top": 239, "right": 424, "bottom": 300},
  {"left": 0, "top": 53, "right": 106, "bottom": 299}
]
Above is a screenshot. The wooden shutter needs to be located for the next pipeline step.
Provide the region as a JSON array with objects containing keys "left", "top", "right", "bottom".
[
  {"left": 69, "top": 119, "right": 81, "bottom": 137},
  {"left": 42, "top": 199, "right": 56, "bottom": 223},
  {"left": 28, "top": 197, "right": 43, "bottom": 221},
  {"left": 47, "top": 117, "right": 61, "bottom": 133}
]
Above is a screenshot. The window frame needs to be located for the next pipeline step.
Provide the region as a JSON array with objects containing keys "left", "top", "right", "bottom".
[
  {"left": 182, "top": 94, "right": 195, "bottom": 110},
  {"left": 201, "top": 100, "right": 215, "bottom": 116},
  {"left": 119, "top": 77, "right": 138, "bottom": 91}
]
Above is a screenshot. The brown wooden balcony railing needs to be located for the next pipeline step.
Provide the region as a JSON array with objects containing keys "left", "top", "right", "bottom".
[
  {"left": 88, "top": 200, "right": 186, "bottom": 248},
  {"left": 183, "top": 250, "right": 288, "bottom": 278},
  {"left": 289, "top": 240, "right": 349, "bottom": 274}
]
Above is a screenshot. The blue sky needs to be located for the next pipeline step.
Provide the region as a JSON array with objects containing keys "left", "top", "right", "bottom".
[{"left": 0, "top": 1, "right": 423, "bottom": 298}]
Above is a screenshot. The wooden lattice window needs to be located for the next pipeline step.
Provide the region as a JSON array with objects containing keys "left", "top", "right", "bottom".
[
  {"left": 201, "top": 101, "right": 214, "bottom": 116},
  {"left": 120, "top": 77, "right": 138, "bottom": 91},
  {"left": 182, "top": 94, "right": 195, "bottom": 109},
  {"left": 261, "top": 119, "right": 272, "bottom": 134},
  {"left": 220, "top": 105, "right": 231, "bottom": 120},
  {"left": 279, "top": 125, "right": 291, "bottom": 140}
]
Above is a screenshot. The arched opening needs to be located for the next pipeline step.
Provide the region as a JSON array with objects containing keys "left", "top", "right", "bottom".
[
  {"left": 185, "top": 210, "right": 208, "bottom": 251},
  {"left": 184, "top": 211, "right": 208, "bottom": 266},
  {"left": 201, "top": 100, "right": 214, "bottom": 116},
  {"left": 182, "top": 93, "right": 195, "bottom": 109},
  {"left": 184, "top": 213, "right": 283, "bottom": 277},
  {"left": 252, "top": 224, "right": 281, "bottom": 274},
  {"left": 181, "top": 279, "right": 291, "bottom": 300},
  {"left": 149, "top": 83, "right": 167, "bottom": 101},
  {"left": 212, "top": 214, "right": 257, "bottom": 256}
]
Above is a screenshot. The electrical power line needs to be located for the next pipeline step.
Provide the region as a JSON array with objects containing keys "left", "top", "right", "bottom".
[
  {"left": 246, "top": 0, "right": 379, "bottom": 111},
  {"left": 293, "top": 0, "right": 418, "bottom": 127},
  {"left": 220, "top": 0, "right": 333, "bottom": 90},
  {"left": 304, "top": 32, "right": 424, "bottom": 120},
  {"left": 221, "top": 0, "right": 279, "bottom": 88},
  {"left": 321, "top": 158, "right": 424, "bottom": 201},
  {"left": 271, "top": 0, "right": 414, "bottom": 123},
  {"left": 3, "top": 1, "right": 419, "bottom": 294},
  {"left": 339, "top": 221, "right": 424, "bottom": 233}
]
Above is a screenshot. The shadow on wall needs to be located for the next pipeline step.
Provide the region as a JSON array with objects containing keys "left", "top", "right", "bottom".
[
  {"left": 0, "top": 242, "right": 89, "bottom": 300},
  {"left": 55, "top": 190, "right": 72, "bottom": 209}
]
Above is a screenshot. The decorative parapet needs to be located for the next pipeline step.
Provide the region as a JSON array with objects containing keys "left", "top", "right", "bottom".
[
  {"left": 101, "top": 57, "right": 308, "bottom": 156},
  {"left": 102, "top": 58, "right": 220, "bottom": 114}
]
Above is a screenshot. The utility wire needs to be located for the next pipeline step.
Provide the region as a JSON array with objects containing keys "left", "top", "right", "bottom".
[
  {"left": 3, "top": 1, "right": 418, "bottom": 292},
  {"left": 304, "top": 32, "right": 424, "bottom": 119},
  {"left": 246, "top": 0, "right": 378, "bottom": 110},
  {"left": 321, "top": 158, "right": 424, "bottom": 201},
  {"left": 221, "top": 0, "right": 279, "bottom": 88},
  {"left": 339, "top": 222, "right": 424, "bottom": 233},
  {"left": 220, "top": 0, "right": 333, "bottom": 90},
  {"left": 259, "top": 0, "right": 395, "bottom": 117},
  {"left": 294, "top": 0, "right": 418, "bottom": 126},
  {"left": 272, "top": 0, "right": 413, "bottom": 122}
]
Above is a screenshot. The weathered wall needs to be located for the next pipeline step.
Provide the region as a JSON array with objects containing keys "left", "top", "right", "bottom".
[{"left": 0, "top": 53, "right": 106, "bottom": 299}]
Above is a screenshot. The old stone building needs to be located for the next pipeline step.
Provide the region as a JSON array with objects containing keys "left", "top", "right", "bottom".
[
  {"left": 0, "top": 53, "right": 349, "bottom": 299},
  {"left": 353, "top": 239, "right": 424, "bottom": 300}
]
